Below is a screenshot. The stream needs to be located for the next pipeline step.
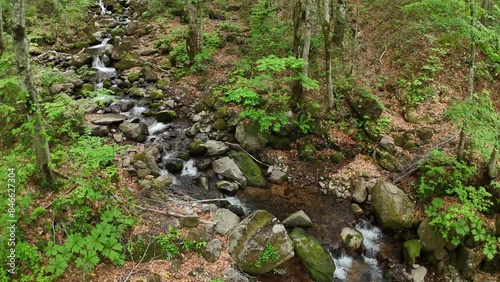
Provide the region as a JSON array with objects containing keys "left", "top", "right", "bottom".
[{"left": 83, "top": 1, "right": 391, "bottom": 281}]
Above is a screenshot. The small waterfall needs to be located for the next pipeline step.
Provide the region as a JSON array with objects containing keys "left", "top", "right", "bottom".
[
  {"left": 181, "top": 160, "right": 199, "bottom": 177},
  {"left": 148, "top": 122, "right": 169, "bottom": 135},
  {"left": 333, "top": 219, "right": 384, "bottom": 281},
  {"left": 98, "top": 0, "right": 106, "bottom": 15}
]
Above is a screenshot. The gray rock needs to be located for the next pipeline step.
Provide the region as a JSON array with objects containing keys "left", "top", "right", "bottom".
[
  {"left": 179, "top": 215, "right": 200, "bottom": 228},
  {"left": 380, "top": 135, "right": 397, "bottom": 153},
  {"left": 269, "top": 170, "right": 288, "bottom": 184},
  {"left": 282, "top": 210, "right": 313, "bottom": 228},
  {"left": 156, "top": 110, "right": 178, "bottom": 123},
  {"left": 411, "top": 266, "right": 427, "bottom": 282},
  {"left": 70, "top": 53, "right": 93, "bottom": 67},
  {"left": 217, "top": 181, "right": 239, "bottom": 194},
  {"left": 222, "top": 267, "right": 249, "bottom": 282},
  {"left": 212, "top": 157, "right": 247, "bottom": 186},
  {"left": 202, "top": 238, "right": 222, "bottom": 263},
  {"left": 213, "top": 208, "right": 240, "bottom": 235},
  {"left": 352, "top": 178, "right": 368, "bottom": 203},
  {"left": 119, "top": 122, "right": 148, "bottom": 142},
  {"left": 370, "top": 181, "right": 415, "bottom": 229},
  {"left": 229, "top": 210, "right": 294, "bottom": 275},
  {"left": 204, "top": 140, "right": 229, "bottom": 156},
  {"left": 340, "top": 227, "right": 364, "bottom": 251},
  {"left": 417, "top": 219, "right": 447, "bottom": 252},
  {"left": 457, "top": 245, "right": 483, "bottom": 279},
  {"left": 351, "top": 203, "right": 364, "bottom": 217},
  {"left": 228, "top": 151, "right": 267, "bottom": 188},
  {"left": 235, "top": 122, "right": 268, "bottom": 153},
  {"left": 152, "top": 173, "right": 173, "bottom": 188},
  {"left": 91, "top": 114, "right": 127, "bottom": 125}
]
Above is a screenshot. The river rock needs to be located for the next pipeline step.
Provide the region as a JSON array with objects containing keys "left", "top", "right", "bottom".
[
  {"left": 417, "top": 219, "right": 447, "bottom": 252},
  {"left": 119, "top": 122, "right": 148, "bottom": 142},
  {"left": 202, "top": 238, "right": 222, "bottom": 263},
  {"left": 213, "top": 208, "right": 240, "bottom": 235},
  {"left": 222, "top": 267, "right": 249, "bottom": 282},
  {"left": 268, "top": 169, "right": 287, "bottom": 184},
  {"left": 457, "top": 245, "right": 484, "bottom": 279},
  {"left": 156, "top": 110, "right": 178, "bottom": 123},
  {"left": 70, "top": 53, "right": 93, "bottom": 68},
  {"left": 282, "top": 210, "right": 313, "bottom": 228},
  {"left": 228, "top": 151, "right": 267, "bottom": 187},
  {"left": 179, "top": 215, "right": 200, "bottom": 228},
  {"left": 91, "top": 114, "right": 127, "bottom": 125},
  {"left": 235, "top": 122, "right": 268, "bottom": 153},
  {"left": 411, "top": 265, "right": 427, "bottom": 282},
  {"left": 133, "top": 152, "right": 160, "bottom": 176},
  {"left": 290, "top": 228, "right": 335, "bottom": 282},
  {"left": 164, "top": 158, "right": 184, "bottom": 173},
  {"left": 416, "top": 127, "right": 434, "bottom": 144},
  {"left": 144, "top": 67, "right": 159, "bottom": 82},
  {"left": 204, "top": 140, "right": 229, "bottom": 156},
  {"left": 352, "top": 178, "right": 368, "bottom": 203},
  {"left": 370, "top": 181, "right": 415, "bottom": 229},
  {"left": 217, "top": 181, "right": 239, "bottom": 194},
  {"left": 114, "top": 52, "right": 140, "bottom": 70},
  {"left": 152, "top": 173, "right": 173, "bottom": 188},
  {"left": 351, "top": 203, "right": 364, "bottom": 217},
  {"left": 212, "top": 157, "right": 247, "bottom": 187},
  {"left": 189, "top": 139, "right": 207, "bottom": 155},
  {"left": 403, "top": 240, "right": 421, "bottom": 265},
  {"left": 340, "top": 227, "right": 364, "bottom": 251},
  {"left": 228, "top": 210, "right": 294, "bottom": 275}
]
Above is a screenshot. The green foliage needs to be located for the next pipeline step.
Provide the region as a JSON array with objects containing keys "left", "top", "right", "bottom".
[
  {"left": 223, "top": 55, "right": 318, "bottom": 131},
  {"left": 154, "top": 226, "right": 207, "bottom": 260},
  {"left": 246, "top": 0, "right": 290, "bottom": 56},
  {"left": 82, "top": 88, "right": 117, "bottom": 107},
  {"left": 445, "top": 91, "right": 500, "bottom": 158},
  {"left": 45, "top": 208, "right": 133, "bottom": 278},
  {"left": 295, "top": 113, "right": 316, "bottom": 134},
  {"left": 255, "top": 243, "right": 279, "bottom": 268},
  {"left": 419, "top": 150, "right": 498, "bottom": 260},
  {"left": 43, "top": 94, "right": 85, "bottom": 140}
]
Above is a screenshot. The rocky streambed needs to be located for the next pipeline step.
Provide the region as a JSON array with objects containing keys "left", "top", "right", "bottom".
[{"left": 33, "top": 1, "right": 498, "bottom": 281}]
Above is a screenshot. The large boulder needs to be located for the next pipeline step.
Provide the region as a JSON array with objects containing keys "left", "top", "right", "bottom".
[
  {"left": 417, "top": 219, "right": 447, "bottom": 252},
  {"left": 119, "top": 122, "right": 148, "bottom": 142},
  {"left": 156, "top": 110, "right": 178, "bottom": 123},
  {"left": 290, "top": 228, "right": 335, "bottom": 282},
  {"left": 213, "top": 208, "right": 240, "bottom": 235},
  {"left": 370, "top": 181, "right": 415, "bottom": 229},
  {"left": 347, "top": 87, "right": 383, "bottom": 121},
  {"left": 228, "top": 210, "right": 294, "bottom": 275},
  {"left": 91, "top": 114, "right": 127, "bottom": 125},
  {"left": 235, "top": 121, "right": 268, "bottom": 153},
  {"left": 70, "top": 53, "right": 93, "bottom": 68},
  {"left": 228, "top": 151, "right": 267, "bottom": 187},
  {"left": 212, "top": 157, "right": 247, "bottom": 187},
  {"left": 457, "top": 245, "right": 484, "bottom": 279},
  {"left": 114, "top": 52, "right": 140, "bottom": 70}
]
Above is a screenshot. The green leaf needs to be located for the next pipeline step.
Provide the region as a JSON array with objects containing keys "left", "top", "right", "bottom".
[{"left": 66, "top": 233, "right": 86, "bottom": 254}]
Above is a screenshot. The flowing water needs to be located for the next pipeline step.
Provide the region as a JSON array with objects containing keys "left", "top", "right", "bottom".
[{"left": 98, "top": 0, "right": 106, "bottom": 15}]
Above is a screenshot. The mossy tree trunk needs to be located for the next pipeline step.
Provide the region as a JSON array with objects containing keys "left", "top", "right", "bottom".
[{"left": 10, "top": 0, "right": 52, "bottom": 181}]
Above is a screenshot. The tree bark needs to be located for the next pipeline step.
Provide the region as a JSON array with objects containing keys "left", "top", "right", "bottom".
[
  {"left": 291, "top": 0, "right": 304, "bottom": 107},
  {"left": 0, "top": 5, "right": 4, "bottom": 56},
  {"left": 488, "top": 148, "right": 498, "bottom": 179},
  {"left": 185, "top": 0, "right": 202, "bottom": 61},
  {"left": 302, "top": 0, "right": 313, "bottom": 78},
  {"left": 10, "top": 0, "right": 52, "bottom": 181},
  {"left": 480, "top": 0, "right": 492, "bottom": 24},
  {"left": 317, "top": 0, "right": 334, "bottom": 109}
]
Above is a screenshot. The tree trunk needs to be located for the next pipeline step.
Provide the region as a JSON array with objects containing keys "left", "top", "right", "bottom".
[
  {"left": 480, "top": 0, "right": 492, "bottom": 24},
  {"left": 332, "top": 0, "right": 346, "bottom": 50},
  {"left": 317, "top": 0, "right": 334, "bottom": 109},
  {"left": 291, "top": 0, "right": 304, "bottom": 107},
  {"left": 0, "top": 5, "right": 4, "bottom": 56},
  {"left": 302, "top": 0, "right": 313, "bottom": 78},
  {"left": 186, "top": 0, "right": 202, "bottom": 61},
  {"left": 488, "top": 148, "right": 498, "bottom": 179},
  {"left": 458, "top": 0, "right": 476, "bottom": 160},
  {"left": 10, "top": 0, "right": 52, "bottom": 181}
]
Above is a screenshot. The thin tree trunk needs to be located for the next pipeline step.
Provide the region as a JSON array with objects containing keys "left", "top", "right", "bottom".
[
  {"left": 317, "top": 0, "right": 334, "bottom": 109},
  {"left": 10, "top": 0, "right": 52, "bottom": 181},
  {"left": 302, "top": 0, "right": 312, "bottom": 78},
  {"left": 488, "top": 147, "right": 498, "bottom": 178},
  {"left": 0, "top": 6, "right": 4, "bottom": 56},
  {"left": 458, "top": 0, "right": 476, "bottom": 160},
  {"left": 480, "top": 0, "right": 492, "bottom": 24},
  {"left": 291, "top": 0, "right": 304, "bottom": 107},
  {"left": 186, "top": 0, "right": 202, "bottom": 61}
]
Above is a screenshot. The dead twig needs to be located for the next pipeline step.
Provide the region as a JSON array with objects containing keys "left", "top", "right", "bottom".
[
  {"left": 378, "top": 45, "right": 388, "bottom": 64},
  {"left": 224, "top": 142, "right": 271, "bottom": 167},
  {"left": 133, "top": 204, "right": 216, "bottom": 224}
]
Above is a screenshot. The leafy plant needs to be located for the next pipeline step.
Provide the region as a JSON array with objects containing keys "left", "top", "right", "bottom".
[
  {"left": 154, "top": 226, "right": 207, "bottom": 260},
  {"left": 255, "top": 243, "right": 279, "bottom": 268}
]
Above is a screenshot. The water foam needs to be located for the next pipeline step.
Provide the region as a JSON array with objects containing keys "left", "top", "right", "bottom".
[{"left": 181, "top": 159, "right": 199, "bottom": 177}]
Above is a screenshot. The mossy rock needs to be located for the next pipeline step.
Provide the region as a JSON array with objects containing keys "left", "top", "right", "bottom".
[
  {"left": 102, "top": 80, "right": 112, "bottom": 89},
  {"left": 156, "top": 110, "right": 178, "bottom": 123},
  {"left": 114, "top": 52, "right": 141, "bottom": 70},
  {"left": 377, "top": 154, "right": 399, "bottom": 172},
  {"left": 157, "top": 78, "right": 171, "bottom": 90},
  {"left": 189, "top": 140, "right": 207, "bottom": 155},
  {"left": 403, "top": 240, "right": 422, "bottom": 265},
  {"left": 228, "top": 150, "right": 267, "bottom": 188},
  {"left": 127, "top": 69, "right": 142, "bottom": 82},
  {"left": 330, "top": 152, "right": 344, "bottom": 163},
  {"left": 126, "top": 233, "right": 171, "bottom": 262},
  {"left": 79, "top": 83, "right": 95, "bottom": 95},
  {"left": 290, "top": 228, "right": 335, "bottom": 282},
  {"left": 150, "top": 90, "right": 164, "bottom": 100},
  {"left": 213, "top": 118, "right": 227, "bottom": 131},
  {"left": 299, "top": 142, "right": 317, "bottom": 160}
]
